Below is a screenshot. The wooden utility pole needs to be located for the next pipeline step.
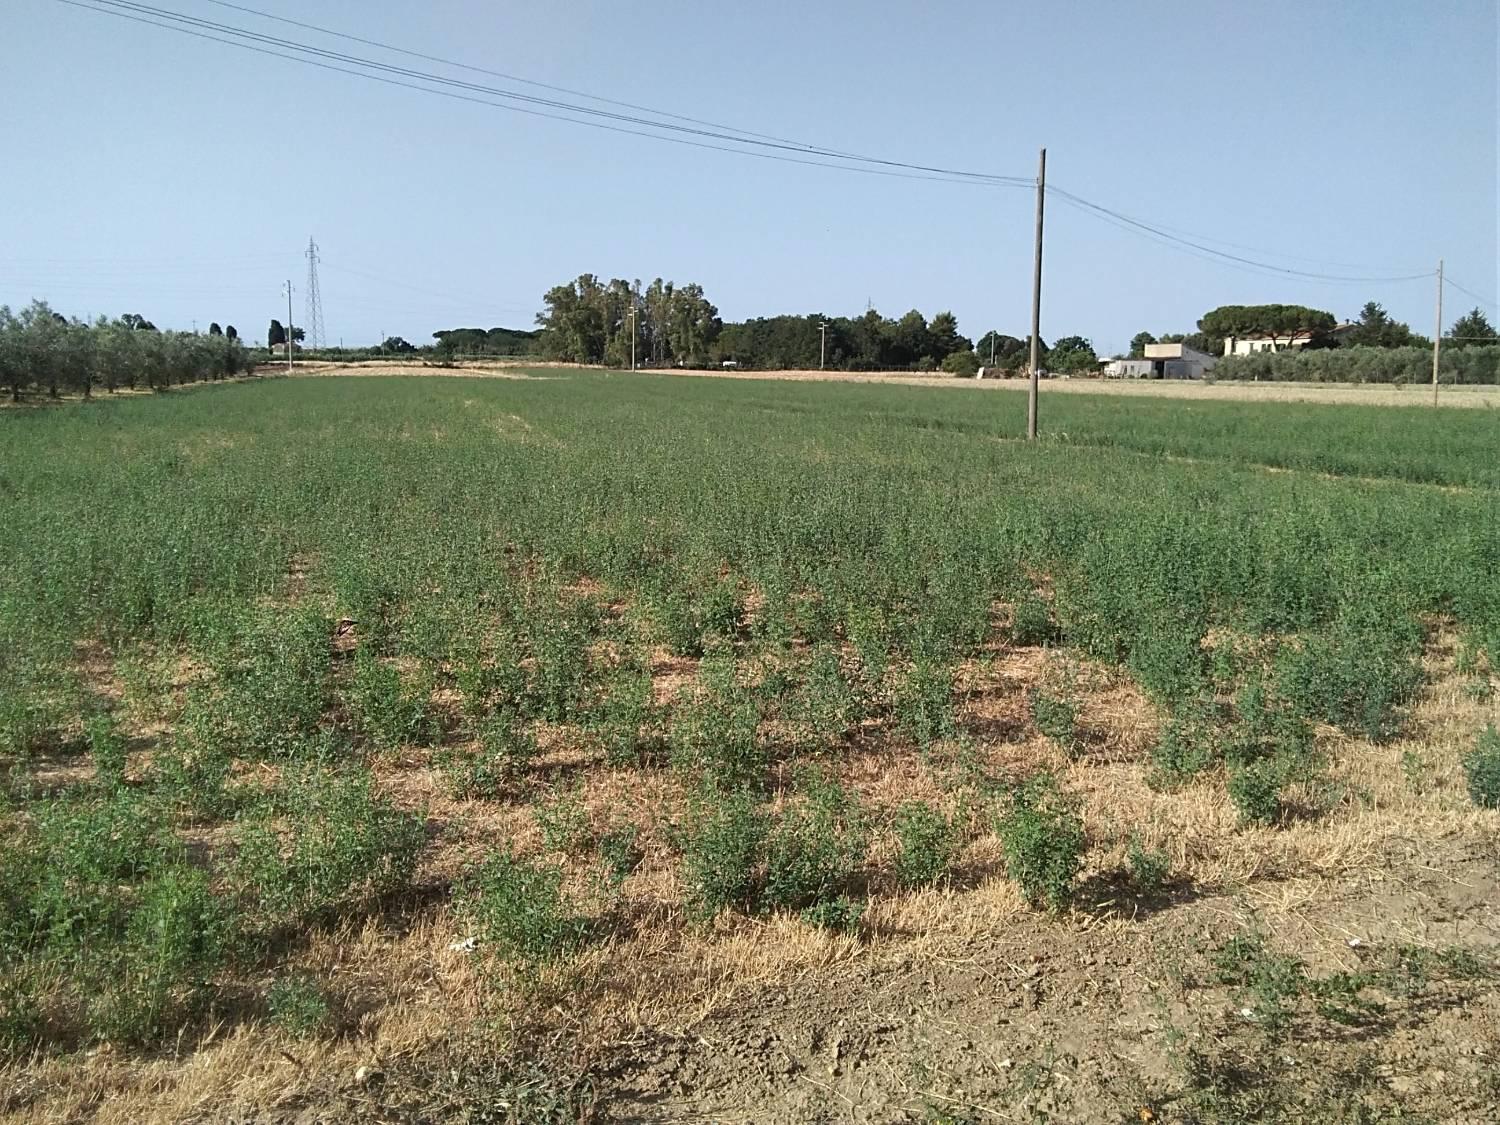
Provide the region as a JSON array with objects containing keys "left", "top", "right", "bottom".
[
  {"left": 819, "top": 320, "right": 828, "bottom": 370},
  {"left": 284, "top": 280, "right": 294, "bottom": 373},
  {"left": 1431, "top": 260, "right": 1443, "bottom": 406},
  {"left": 1026, "top": 147, "right": 1046, "bottom": 440}
]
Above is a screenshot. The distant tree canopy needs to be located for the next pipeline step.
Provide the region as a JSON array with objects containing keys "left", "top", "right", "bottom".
[
  {"left": 431, "top": 326, "right": 541, "bottom": 356},
  {"left": 1449, "top": 307, "right": 1498, "bottom": 348},
  {"left": 976, "top": 331, "right": 1029, "bottom": 367},
  {"left": 207, "top": 322, "right": 223, "bottom": 336},
  {"left": 1129, "top": 331, "right": 1156, "bottom": 358},
  {"left": 1, "top": 300, "right": 254, "bottom": 401},
  {"left": 267, "top": 319, "right": 286, "bottom": 348},
  {"left": 537, "top": 275, "right": 721, "bottom": 367},
  {"left": 714, "top": 308, "right": 984, "bottom": 372},
  {"left": 1048, "top": 335, "right": 1098, "bottom": 373},
  {"left": 381, "top": 335, "right": 417, "bottom": 354},
  {"left": 1198, "top": 304, "right": 1337, "bottom": 349},
  {"left": 1344, "top": 301, "right": 1421, "bottom": 348},
  {"left": 225, "top": 325, "right": 238, "bottom": 341}
]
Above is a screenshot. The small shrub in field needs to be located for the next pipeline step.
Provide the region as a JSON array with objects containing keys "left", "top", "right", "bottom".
[
  {"left": 1029, "top": 685, "right": 1078, "bottom": 751},
  {"left": 996, "top": 774, "right": 1084, "bottom": 912},
  {"left": 892, "top": 657, "right": 954, "bottom": 749},
  {"left": 1211, "top": 932, "right": 1306, "bottom": 1033},
  {"left": 534, "top": 788, "right": 590, "bottom": 854},
  {"left": 892, "top": 801, "right": 954, "bottom": 888},
  {"left": 457, "top": 848, "right": 590, "bottom": 962},
  {"left": 679, "top": 790, "right": 766, "bottom": 919},
  {"left": 528, "top": 600, "right": 597, "bottom": 723},
  {"left": 84, "top": 712, "right": 128, "bottom": 789},
  {"left": 789, "top": 646, "right": 858, "bottom": 754},
  {"left": 269, "top": 975, "right": 332, "bottom": 1038},
  {"left": 1008, "top": 590, "right": 1057, "bottom": 647},
  {"left": 762, "top": 776, "right": 864, "bottom": 912},
  {"left": 1227, "top": 757, "right": 1284, "bottom": 825},
  {"left": 1125, "top": 833, "right": 1171, "bottom": 895},
  {"left": 798, "top": 896, "right": 864, "bottom": 933},
  {"left": 232, "top": 766, "right": 425, "bottom": 928},
  {"left": 596, "top": 824, "right": 642, "bottom": 890},
  {"left": 97, "top": 863, "right": 230, "bottom": 1044},
  {"left": 209, "top": 608, "right": 331, "bottom": 758},
  {"left": 349, "top": 651, "right": 440, "bottom": 751},
  {"left": 1147, "top": 705, "right": 1220, "bottom": 789},
  {"left": 157, "top": 691, "right": 236, "bottom": 816},
  {"left": 1463, "top": 725, "right": 1500, "bottom": 809},
  {"left": 591, "top": 660, "right": 656, "bottom": 767},
  {"left": 669, "top": 654, "right": 764, "bottom": 790},
  {"left": 1274, "top": 622, "right": 1421, "bottom": 742},
  {"left": 441, "top": 715, "right": 536, "bottom": 798}
]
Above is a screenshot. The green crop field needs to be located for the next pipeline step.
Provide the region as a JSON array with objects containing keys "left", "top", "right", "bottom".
[{"left": 2, "top": 371, "right": 1498, "bottom": 1122}]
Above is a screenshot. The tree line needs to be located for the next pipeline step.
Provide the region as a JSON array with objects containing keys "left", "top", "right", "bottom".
[
  {"left": 532, "top": 273, "right": 1105, "bottom": 374},
  {"left": 0, "top": 301, "right": 256, "bottom": 402},
  {"left": 1128, "top": 301, "right": 1499, "bottom": 358}
]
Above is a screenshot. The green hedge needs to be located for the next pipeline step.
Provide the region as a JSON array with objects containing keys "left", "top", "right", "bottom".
[{"left": 1213, "top": 345, "right": 1500, "bottom": 384}]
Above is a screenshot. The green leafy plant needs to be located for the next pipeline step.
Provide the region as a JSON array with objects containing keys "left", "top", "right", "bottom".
[
  {"left": 1029, "top": 684, "right": 1078, "bottom": 752},
  {"left": 679, "top": 789, "right": 766, "bottom": 919},
  {"left": 1462, "top": 724, "right": 1500, "bottom": 809},
  {"left": 348, "top": 650, "right": 440, "bottom": 752},
  {"left": 762, "top": 775, "right": 864, "bottom": 913},
  {"left": 84, "top": 712, "right": 129, "bottom": 790},
  {"left": 457, "top": 848, "right": 590, "bottom": 963},
  {"left": 892, "top": 801, "right": 954, "bottom": 888},
  {"left": 892, "top": 657, "right": 954, "bottom": 749},
  {"left": 232, "top": 766, "right": 425, "bottom": 930},
  {"left": 268, "top": 974, "right": 333, "bottom": 1038},
  {"left": 1125, "top": 833, "right": 1171, "bottom": 895},
  {"left": 996, "top": 773, "right": 1084, "bottom": 912}
]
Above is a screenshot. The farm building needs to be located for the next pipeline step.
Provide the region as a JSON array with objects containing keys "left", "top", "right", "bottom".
[
  {"left": 1104, "top": 343, "right": 1217, "bottom": 379},
  {"left": 1222, "top": 322, "right": 1357, "bottom": 356}
]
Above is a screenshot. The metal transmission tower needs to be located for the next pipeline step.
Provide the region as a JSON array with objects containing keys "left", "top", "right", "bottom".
[{"left": 303, "top": 237, "right": 327, "bottom": 350}]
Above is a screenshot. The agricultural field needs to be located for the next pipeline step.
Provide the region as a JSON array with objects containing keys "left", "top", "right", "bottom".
[{"left": 1, "top": 371, "right": 1498, "bottom": 1123}]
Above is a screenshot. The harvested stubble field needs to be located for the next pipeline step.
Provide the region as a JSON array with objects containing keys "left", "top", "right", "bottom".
[{"left": 1, "top": 371, "right": 1498, "bottom": 1124}]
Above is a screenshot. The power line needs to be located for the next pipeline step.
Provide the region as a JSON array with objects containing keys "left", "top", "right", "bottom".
[
  {"left": 58, "top": 0, "right": 1033, "bottom": 188},
  {"left": 1046, "top": 185, "right": 1436, "bottom": 283},
  {"left": 200, "top": 0, "right": 867, "bottom": 158},
  {"left": 1442, "top": 275, "right": 1498, "bottom": 312}
]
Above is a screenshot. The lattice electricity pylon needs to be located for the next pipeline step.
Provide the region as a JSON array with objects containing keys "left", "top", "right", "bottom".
[{"left": 304, "top": 237, "right": 326, "bottom": 350}]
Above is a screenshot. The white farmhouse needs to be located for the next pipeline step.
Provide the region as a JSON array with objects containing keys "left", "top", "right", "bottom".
[{"left": 1103, "top": 342, "right": 1217, "bottom": 379}]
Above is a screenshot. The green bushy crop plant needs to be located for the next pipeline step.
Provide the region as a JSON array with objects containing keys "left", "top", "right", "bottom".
[
  {"left": 232, "top": 765, "right": 424, "bottom": 931},
  {"left": 1463, "top": 725, "right": 1500, "bottom": 809},
  {"left": 679, "top": 789, "right": 767, "bottom": 920},
  {"left": 996, "top": 773, "right": 1084, "bottom": 912},
  {"left": 590, "top": 657, "right": 656, "bottom": 767},
  {"left": 1029, "top": 682, "right": 1079, "bottom": 753},
  {"left": 762, "top": 772, "right": 865, "bottom": 915},
  {"left": 787, "top": 645, "right": 859, "bottom": 755},
  {"left": 670, "top": 650, "right": 764, "bottom": 790},
  {"left": 892, "top": 655, "right": 955, "bottom": 750},
  {"left": 457, "top": 848, "right": 590, "bottom": 963},
  {"left": 892, "top": 801, "right": 955, "bottom": 888},
  {"left": 85, "top": 711, "right": 129, "bottom": 789},
  {"left": 348, "top": 650, "right": 441, "bottom": 752},
  {"left": 268, "top": 974, "right": 333, "bottom": 1038}
]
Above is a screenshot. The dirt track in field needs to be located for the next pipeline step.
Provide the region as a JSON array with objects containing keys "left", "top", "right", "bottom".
[
  {"left": 300, "top": 360, "right": 1500, "bottom": 409},
  {"left": 639, "top": 367, "right": 1500, "bottom": 409}
]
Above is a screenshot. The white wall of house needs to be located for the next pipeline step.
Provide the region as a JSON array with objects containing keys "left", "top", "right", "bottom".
[{"left": 1222, "top": 334, "right": 1315, "bottom": 357}]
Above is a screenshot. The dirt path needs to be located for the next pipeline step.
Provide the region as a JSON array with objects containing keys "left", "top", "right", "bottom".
[{"left": 638, "top": 367, "right": 1500, "bottom": 409}]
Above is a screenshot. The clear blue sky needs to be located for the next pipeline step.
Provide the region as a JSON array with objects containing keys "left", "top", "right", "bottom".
[{"left": 2, "top": 0, "right": 1496, "bottom": 354}]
